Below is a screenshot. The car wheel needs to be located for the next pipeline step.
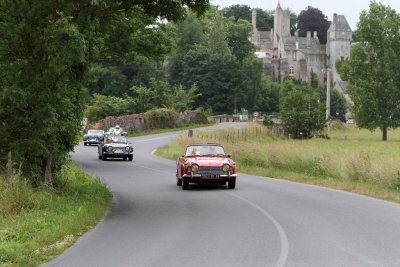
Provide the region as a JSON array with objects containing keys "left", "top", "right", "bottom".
[
  {"left": 128, "top": 155, "right": 133, "bottom": 161},
  {"left": 84, "top": 142, "right": 87, "bottom": 146},
  {"left": 102, "top": 154, "right": 107, "bottom": 161},
  {"left": 228, "top": 178, "right": 236, "bottom": 189},
  {"left": 182, "top": 178, "right": 189, "bottom": 190},
  {"left": 176, "top": 176, "right": 182, "bottom": 186}
]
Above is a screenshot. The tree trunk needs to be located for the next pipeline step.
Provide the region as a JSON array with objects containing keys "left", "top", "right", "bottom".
[
  {"left": 8, "top": 151, "right": 12, "bottom": 189},
  {"left": 44, "top": 154, "right": 52, "bottom": 183},
  {"left": 382, "top": 126, "right": 387, "bottom": 141}
]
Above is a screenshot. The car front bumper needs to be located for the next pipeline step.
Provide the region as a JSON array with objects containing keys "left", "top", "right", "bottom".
[
  {"left": 182, "top": 173, "right": 237, "bottom": 182},
  {"left": 103, "top": 152, "right": 132, "bottom": 158}
]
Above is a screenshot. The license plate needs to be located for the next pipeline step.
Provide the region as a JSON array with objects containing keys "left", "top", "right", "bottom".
[
  {"left": 201, "top": 174, "right": 220, "bottom": 179},
  {"left": 115, "top": 150, "right": 123, "bottom": 154},
  {"left": 90, "top": 139, "right": 96, "bottom": 141}
]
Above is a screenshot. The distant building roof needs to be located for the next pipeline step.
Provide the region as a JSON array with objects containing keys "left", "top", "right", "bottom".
[{"left": 328, "top": 14, "right": 352, "bottom": 32}]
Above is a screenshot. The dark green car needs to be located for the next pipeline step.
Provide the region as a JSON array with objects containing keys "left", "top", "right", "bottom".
[{"left": 98, "top": 135, "right": 133, "bottom": 161}]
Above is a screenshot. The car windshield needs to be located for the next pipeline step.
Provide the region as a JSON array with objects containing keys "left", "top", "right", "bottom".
[
  {"left": 185, "top": 145, "right": 225, "bottom": 156},
  {"left": 88, "top": 130, "right": 104, "bottom": 135},
  {"left": 105, "top": 136, "right": 127, "bottom": 144}
]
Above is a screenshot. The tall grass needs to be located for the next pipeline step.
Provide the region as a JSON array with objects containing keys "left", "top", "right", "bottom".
[
  {"left": 156, "top": 122, "right": 400, "bottom": 202},
  {"left": 0, "top": 161, "right": 112, "bottom": 266}
]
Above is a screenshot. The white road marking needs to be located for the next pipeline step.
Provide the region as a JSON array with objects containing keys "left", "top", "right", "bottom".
[{"left": 224, "top": 191, "right": 289, "bottom": 267}]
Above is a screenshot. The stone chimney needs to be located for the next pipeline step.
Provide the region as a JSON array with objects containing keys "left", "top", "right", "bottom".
[
  {"left": 306, "top": 31, "right": 311, "bottom": 47},
  {"left": 333, "top": 13, "right": 337, "bottom": 24},
  {"left": 252, "top": 9, "right": 257, "bottom": 31}
]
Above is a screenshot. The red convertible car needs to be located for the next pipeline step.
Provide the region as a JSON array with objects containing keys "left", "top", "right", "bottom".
[{"left": 176, "top": 143, "right": 237, "bottom": 190}]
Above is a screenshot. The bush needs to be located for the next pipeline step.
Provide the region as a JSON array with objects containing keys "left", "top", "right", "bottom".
[
  {"left": 145, "top": 108, "right": 176, "bottom": 129},
  {"left": 262, "top": 114, "right": 274, "bottom": 128},
  {"left": 191, "top": 108, "right": 209, "bottom": 124}
]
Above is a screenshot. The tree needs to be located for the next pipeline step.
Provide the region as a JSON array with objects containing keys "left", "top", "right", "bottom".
[
  {"left": 226, "top": 18, "right": 255, "bottom": 62},
  {"left": 0, "top": 0, "right": 210, "bottom": 183},
  {"left": 254, "top": 77, "right": 281, "bottom": 113},
  {"left": 336, "top": 1, "right": 400, "bottom": 141},
  {"left": 310, "top": 72, "right": 347, "bottom": 122},
  {"left": 280, "top": 80, "right": 326, "bottom": 139},
  {"left": 221, "top": 5, "right": 251, "bottom": 23},
  {"left": 297, "top": 6, "right": 330, "bottom": 44}
]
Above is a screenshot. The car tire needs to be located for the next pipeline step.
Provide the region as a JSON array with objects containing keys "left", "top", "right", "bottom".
[
  {"left": 176, "top": 176, "right": 182, "bottom": 186},
  {"left": 182, "top": 178, "right": 189, "bottom": 190},
  {"left": 84, "top": 142, "right": 87, "bottom": 146},
  {"left": 102, "top": 154, "right": 107, "bottom": 161},
  {"left": 128, "top": 155, "right": 133, "bottom": 161},
  {"left": 228, "top": 178, "right": 236, "bottom": 189}
]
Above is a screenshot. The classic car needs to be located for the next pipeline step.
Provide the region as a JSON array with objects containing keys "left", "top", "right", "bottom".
[
  {"left": 98, "top": 135, "right": 133, "bottom": 161},
  {"left": 176, "top": 143, "right": 237, "bottom": 190},
  {"left": 83, "top": 130, "right": 104, "bottom": 146}
]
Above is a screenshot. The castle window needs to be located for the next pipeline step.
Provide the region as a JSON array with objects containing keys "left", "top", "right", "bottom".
[
  {"left": 292, "top": 51, "right": 297, "bottom": 61},
  {"left": 289, "top": 66, "right": 294, "bottom": 76}
]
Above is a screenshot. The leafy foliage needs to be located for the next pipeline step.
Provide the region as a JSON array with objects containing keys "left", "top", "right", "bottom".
[
  {"left": 297, "top": 6, "right": 330, "bottom": 44},
  {"left": 86, "top": 60, "right": 166, "bottom": 98},
  {"left": 280, "top": 80, "right": 326, "bottom": 139},
  {"left": 262, "top": 115, "right": 275, "bottom": 128},
  {"left": 0, "top": 0, "right": 210, "bottom": 183},
  {"left": 336, "top": 1, "right": 400, "bottom": 140},
  {"left": 85, "top": 79, "right": 200, "bottom": 122},
  {"left": 169, "top": 7, "right": 264, "bottom": 114},
  {"left": 145, "top": 109, "right": 176, "bottom": 129}
]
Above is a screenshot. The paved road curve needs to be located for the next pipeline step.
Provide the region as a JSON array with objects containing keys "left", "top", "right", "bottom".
[{"left": 48, "top": 122, "right": 400, "bottom": 267}]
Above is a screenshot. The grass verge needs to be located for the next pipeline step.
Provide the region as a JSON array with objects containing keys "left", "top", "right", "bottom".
[
  {"left": 0, "top": 161, "right": 112, "bottom": 266},
  {"left": 155, "top": 122, "right": 400, "bottom": 204}
]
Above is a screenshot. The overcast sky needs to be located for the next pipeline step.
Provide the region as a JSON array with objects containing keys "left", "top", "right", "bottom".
[{"left": 210, "top": 0, "right": 400, "bottom": 31}]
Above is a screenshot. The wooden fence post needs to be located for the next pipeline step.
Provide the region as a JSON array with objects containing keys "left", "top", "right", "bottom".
[{"left": 8, "top": 151, "right": 12, "bottom": 189}]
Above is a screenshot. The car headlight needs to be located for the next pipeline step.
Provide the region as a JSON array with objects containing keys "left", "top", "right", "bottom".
[
  {"left": 222, "top": 164, "right": 230, "bottom": 172},
  {"left": 107, "top": 146, "right": 113, "bottom": 152},
  {"left": 191, "top": 164, "right": 199, "bottom": 172}
]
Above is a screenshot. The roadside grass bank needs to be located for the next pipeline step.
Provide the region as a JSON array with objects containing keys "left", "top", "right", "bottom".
[
  {"left": 128, "top": 122, "right": 215, "bottom": 137},
  {"left": 155, "top": 122, "right": 400, "bottom": 203},
  {"left": 0, "top": 161, "right": 112, "bottom": 266}
]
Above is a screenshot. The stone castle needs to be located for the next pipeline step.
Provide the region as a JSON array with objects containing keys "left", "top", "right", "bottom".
[{"left": 250, "top": 2, "right": 352, "bottom": 92}]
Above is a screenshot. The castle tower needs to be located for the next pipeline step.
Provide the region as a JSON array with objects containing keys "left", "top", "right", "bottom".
[
  {"left": 273, "top": 2, "right": 290, "bottom": 49},
  {"left": 250, "top": 9, "right": 261, "bottom": 48},
  {"left": 327, "top": 14, "right": 352, "bottom": 91}
]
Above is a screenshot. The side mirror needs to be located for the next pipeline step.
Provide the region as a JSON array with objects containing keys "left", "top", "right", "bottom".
[
  {"left": 227, "top": 154, "right": 231, "bottom": 158},
  {"left": 181, "top": 155, "right": 185, "bottom": 158}
]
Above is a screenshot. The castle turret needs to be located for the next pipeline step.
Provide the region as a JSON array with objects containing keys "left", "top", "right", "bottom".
[
  {"left": 327, "top": 13, "right": 352, "bottom": 92},
  {"left": 273, "top": 2, "right": 290, "bottom": 49}
]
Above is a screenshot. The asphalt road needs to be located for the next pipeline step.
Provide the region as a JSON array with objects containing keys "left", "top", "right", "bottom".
[{"left": 47, "top": 122, "right": 400, "bottom": 267}]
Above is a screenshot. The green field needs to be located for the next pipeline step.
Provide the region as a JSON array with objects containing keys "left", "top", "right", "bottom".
[
  {"left": 0, "top": 162, "right": 112, "bottom": 266},
  {"left": 155, "top": 122, "right": 400, "bottom": 203}
]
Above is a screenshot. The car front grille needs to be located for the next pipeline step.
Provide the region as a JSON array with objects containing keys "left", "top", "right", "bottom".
[{"left": 197, "top": 166, "right": 224, "bottom": 175}]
